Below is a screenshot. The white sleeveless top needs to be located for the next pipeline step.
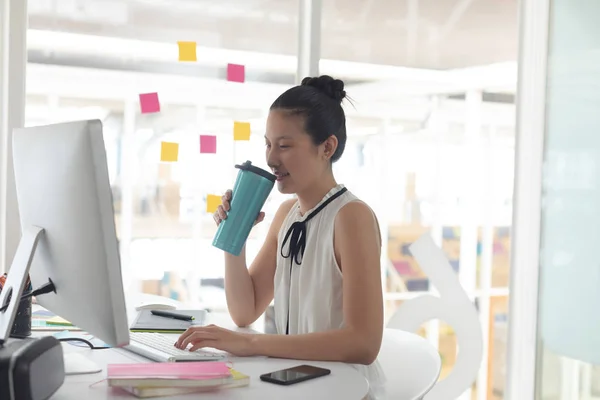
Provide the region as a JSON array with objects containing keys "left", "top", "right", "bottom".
[{"left": 273, "top": 184, "right": 387, "bottom": 400}]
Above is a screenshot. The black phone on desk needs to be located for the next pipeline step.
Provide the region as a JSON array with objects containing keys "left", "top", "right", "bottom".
[{"left": 259, "top": 364, "right": 331, "bottom": 386}]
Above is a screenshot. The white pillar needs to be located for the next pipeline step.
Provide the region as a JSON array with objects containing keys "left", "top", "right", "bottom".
[
  {"left": 379, "top": 119, "right": 391, "bottom": 305},
  {"left": 296, "top": 0, "right": 322, "bottom": 83},
  {"left": 476, "top": 125, "right": 496, "bottom": 400},
  {"left": 427, "top": 97, "right": 444, "bottom": 351},
  {"left": 188, "top": 105, "right": 206, "bottom": 306},
  {"left": 560, "top": 358, "right": 580, "bottom": 400},
  {"left": 580, "top": 362, "right": 592, "bottom": 400},
  {"left": 0, "top": 0, "right": 27, "bottom": 273},
  {"left": 458, "top": 90, "right": 482, "bottom": 299},
  {"left": 457, "top": 90, "right": 482, "bottom": 400},
  {"left": 504, "top": 0, "right": 550, "bottom": 398},
  {"left": 119, "top": 99, "right": 136, "bottom": 292}
]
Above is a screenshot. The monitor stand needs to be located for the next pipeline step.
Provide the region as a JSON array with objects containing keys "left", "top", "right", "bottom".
[
  {"left": 0, "top": 226, "right": 44, "bottom": 344},
  {"left": 0, "top": 226, "right": 101, "bottom": 375}
]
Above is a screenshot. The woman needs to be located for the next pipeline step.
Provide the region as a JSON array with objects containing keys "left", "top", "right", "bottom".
[{"left": 175, "top": 75, "right": 386, "bottom": 399}]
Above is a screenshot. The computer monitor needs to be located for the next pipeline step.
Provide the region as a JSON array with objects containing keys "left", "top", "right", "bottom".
[{"left": 7, "top": 119, "right": 129, "bottom": 348}]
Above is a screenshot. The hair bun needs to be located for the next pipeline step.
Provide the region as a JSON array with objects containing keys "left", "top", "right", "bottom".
[{"left": 301, "top": 75, "right": 346, "bottom": 103}]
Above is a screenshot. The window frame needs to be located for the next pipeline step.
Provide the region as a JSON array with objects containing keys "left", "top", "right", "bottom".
[{"left": 0, "top": 0, "right": 27, "bottom": 273}]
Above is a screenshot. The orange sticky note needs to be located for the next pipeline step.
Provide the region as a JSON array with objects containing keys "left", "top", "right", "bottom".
[
  {"left": 206, "top": 194, "right": 221, "bottom": 213},
  {"left": 233, "top": 122, "right": 251, "bottom": 141},
  {"left": 178, "top": 41, "right": 197, "bottom": 62},
  {"left": 160, "top": 142, "right": 179, "bottom": 162}
]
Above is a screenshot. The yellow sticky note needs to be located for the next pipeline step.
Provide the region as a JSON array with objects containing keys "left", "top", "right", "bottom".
[
  {"left": 178, "top": 41, "right": 197, "bottom": 62},
  {"left": 160, "top": 142, "right": 179, "bottom": 162},
  {"left": 47, "top": 316, "right": 73, "bottom": 326},
  {"left": 233, "top": 122, "right": 251, "bottom": 141},
  {"left": 206, "top": 194, "right": 221, "bottom": 213}
]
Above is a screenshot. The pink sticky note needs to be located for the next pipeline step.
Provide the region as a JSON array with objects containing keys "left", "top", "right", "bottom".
[
  {"left": 227, "top": 63, "right": 245, "bottom": 83},
  {"left": 200, "top": 135, "right": 217, "bottom": 154},
  {"left": 139, "top": 93, "right": 160, "bottom": 114}
]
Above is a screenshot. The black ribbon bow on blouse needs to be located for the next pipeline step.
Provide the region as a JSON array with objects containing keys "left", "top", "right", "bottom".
[{"left": 280, "top": 187, "right": 348, "bottom": 267}]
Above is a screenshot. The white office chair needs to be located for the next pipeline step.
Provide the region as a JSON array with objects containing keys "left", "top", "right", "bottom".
[
  {"left": 378, "top": 329, "right": 442, "bottom": 400},
  {"left": 384, "top": 233, "right": 483, "bottom": 400}
]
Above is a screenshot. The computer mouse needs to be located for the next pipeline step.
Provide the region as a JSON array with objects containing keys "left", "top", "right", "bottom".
[{"left": 135, "top": 303, "right": 176, "bottom": 312}]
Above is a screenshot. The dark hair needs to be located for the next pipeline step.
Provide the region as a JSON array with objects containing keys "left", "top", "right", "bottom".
[{"left": 270, "top": 75, "right": 347, "bottom": 163}]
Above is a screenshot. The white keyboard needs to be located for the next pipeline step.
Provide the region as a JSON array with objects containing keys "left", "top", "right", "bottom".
[{"left": 126, "top": 332, "right": 226, "bottom": 362}]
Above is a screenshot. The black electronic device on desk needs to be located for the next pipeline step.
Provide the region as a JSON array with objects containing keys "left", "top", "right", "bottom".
[
  {"left": 260, "top": 365, "right": 331, "bottom": 386},
  {"left": 130, "top": 309, "right": 207, "bottom": 333},
  {"left": 0, "top": 243, "right": 65, "bottom": 400},
  {"left": 0, "top": 336, "right": 64, "bottom": 400}
]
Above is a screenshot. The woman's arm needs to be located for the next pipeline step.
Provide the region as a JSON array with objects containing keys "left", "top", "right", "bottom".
[
  {"left": 224, "top": 199, "right": 296, "bottom": 327},
  {"left": 247, "top": 201, "right": 384, "bottom": 365}
]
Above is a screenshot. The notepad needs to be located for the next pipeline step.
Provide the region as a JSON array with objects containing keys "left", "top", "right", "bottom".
[
  {"left": 47, "top": 316, "right": 73, "bottom": 326},
  {"left": 31, "top": 306, "right": 82, "bottom": 331},
  {"left": 107, "top": 361, "right": 231, "bottom": 388},
  {"left": 119, "top": 368, "right": 250, "bottom": 398},
  {"left": 129, "top": 309, "right": 207, "bottom": 333}
]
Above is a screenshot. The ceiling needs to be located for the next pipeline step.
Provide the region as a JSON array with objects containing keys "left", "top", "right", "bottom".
[{"left": 28, "top": 0, "right": 519, "bottom": 70}]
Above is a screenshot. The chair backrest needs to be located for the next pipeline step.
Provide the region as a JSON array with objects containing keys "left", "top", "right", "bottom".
[
  {"left": 378, "top": 329, "right": 442, "bottom": 399},
  {"left": 386, "top": 233, "right": 483, "bottom": 400}
]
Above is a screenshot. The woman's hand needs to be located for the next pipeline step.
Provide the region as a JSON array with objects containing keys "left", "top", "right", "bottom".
[
  {"left": 174, "top": 324, "right": 255, "bottom": 356},
  {"left": 213, "top": 189, "right": 265, "bottom": 227}
]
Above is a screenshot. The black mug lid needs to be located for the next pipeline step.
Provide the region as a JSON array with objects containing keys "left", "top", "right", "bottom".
[{"left": 235, "top": 160, "right": 276, "bottom": 183}]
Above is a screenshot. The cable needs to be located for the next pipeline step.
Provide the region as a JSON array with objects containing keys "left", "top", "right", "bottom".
[{"left": 58, "top": 338, "right": 110, "bottom": 350}]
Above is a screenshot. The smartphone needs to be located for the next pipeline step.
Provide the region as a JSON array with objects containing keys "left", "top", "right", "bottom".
[{"left": 259, "top": 364, "right": 331, "bottom": 386}]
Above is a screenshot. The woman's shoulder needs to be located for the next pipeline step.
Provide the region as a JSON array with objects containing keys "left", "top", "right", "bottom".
[
  {"left": 336, "top": 199, "right": 377, "bottom": 222},
  {"left": 269, "top": 198, "right": 298, "bottom": 234},
  {"left": 335, "top": 199, "right": 381, "bottom": 242},
  {"left": 278, "top": 198, "right": 297, "bottom": 216}
]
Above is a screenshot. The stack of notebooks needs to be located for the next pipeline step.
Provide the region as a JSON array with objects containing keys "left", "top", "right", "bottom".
[{"left": 107, "top": 361, "right": 249, "bottom": 398}]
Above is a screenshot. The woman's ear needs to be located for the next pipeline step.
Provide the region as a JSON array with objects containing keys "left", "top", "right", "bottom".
[{"left": 323, "top": 135, "right": 338, "bottom": 160}]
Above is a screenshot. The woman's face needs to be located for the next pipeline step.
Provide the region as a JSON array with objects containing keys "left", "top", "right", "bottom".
[{"left": 265, "top": 110, "right": 332, "bottom": 195}]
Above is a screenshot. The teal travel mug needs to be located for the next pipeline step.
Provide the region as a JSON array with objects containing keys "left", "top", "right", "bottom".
[{"left": 212, "top": 160, "right": 276, "bottom": 256}]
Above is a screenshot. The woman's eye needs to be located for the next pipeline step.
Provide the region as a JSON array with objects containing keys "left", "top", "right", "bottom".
[{"left": 279, "top": 145, "right": 289, "bottom": 149}]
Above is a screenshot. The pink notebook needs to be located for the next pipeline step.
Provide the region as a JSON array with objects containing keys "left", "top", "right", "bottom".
[{"left": 107, "top": 362, "right": 231, "bottom": 380}]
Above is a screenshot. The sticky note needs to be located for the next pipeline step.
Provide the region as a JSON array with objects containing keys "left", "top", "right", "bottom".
[
  {"left": 139, "top": 92, "right": 160, "bottom": 114},
  {"left": 200, "top": 135, "right": 217, "bottom": 154},
  {"left": 47, "top": 316, "right": 72, "bottom": 326},
  {"left": 206, "top": 194, "right": 221, "bottom": 214},
  {"left": 233, "top": 122, "right": 251, "bottom": 141},
  {"left": 227, "top": 63, "right": 245, "bottom": 83},
  {"left": 178, "top": 41, "right": 197, "bottom": 62},
  {"left": 160, "top": 142, "right": 179, "bottom": 162}
]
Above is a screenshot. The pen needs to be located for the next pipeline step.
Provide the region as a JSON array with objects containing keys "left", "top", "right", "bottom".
[{"left": 150, "top": 310, "right": 195, "bottom": 321}]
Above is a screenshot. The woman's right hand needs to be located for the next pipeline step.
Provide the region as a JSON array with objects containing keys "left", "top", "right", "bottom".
[{"left": 213, "top": 189, "right": 265, "bottom": 227}]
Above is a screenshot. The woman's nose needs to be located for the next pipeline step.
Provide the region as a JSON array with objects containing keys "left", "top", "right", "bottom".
[{"left": 266, "top": 150, "right": 278, "bottom": 168}]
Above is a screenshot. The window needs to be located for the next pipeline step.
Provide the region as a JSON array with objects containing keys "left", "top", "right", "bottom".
[{"left": 12, "top": 2, "right": 520, "bottom": 398}]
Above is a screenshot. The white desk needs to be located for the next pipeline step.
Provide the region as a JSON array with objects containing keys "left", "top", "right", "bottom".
[{"left": 42, "top": 294, "right": 370, "bottom": 400}]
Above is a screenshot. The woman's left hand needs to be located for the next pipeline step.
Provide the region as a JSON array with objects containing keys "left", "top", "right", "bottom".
[{"left": 174, "top": 324, "right": 254, "bottom": 356}]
